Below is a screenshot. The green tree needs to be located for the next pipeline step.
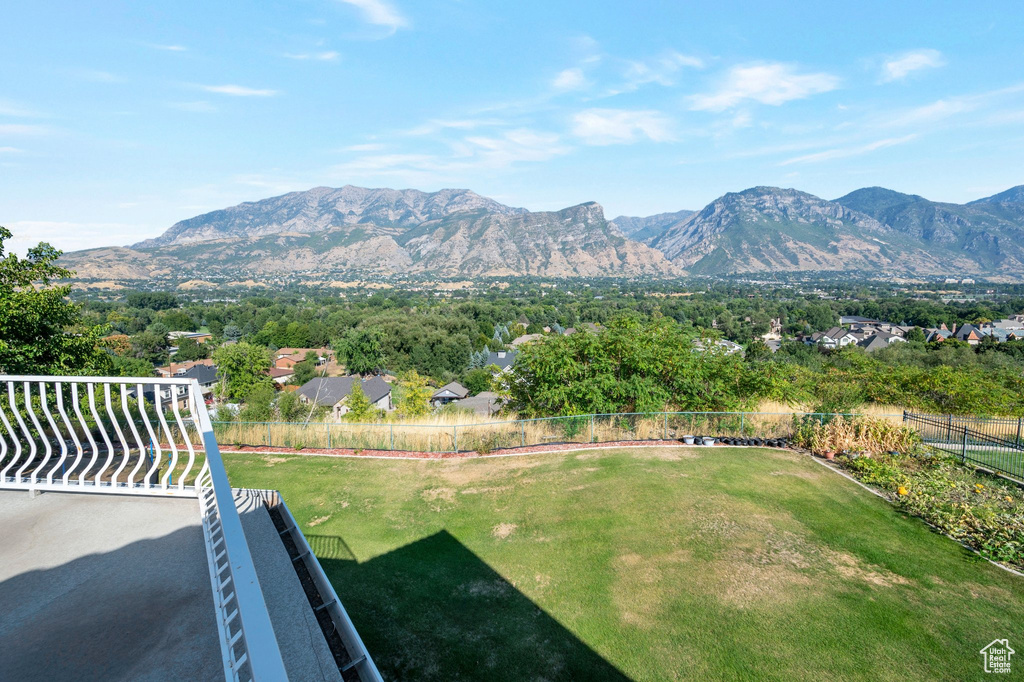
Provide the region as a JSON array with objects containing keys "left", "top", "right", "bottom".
[
  {"left": 344, "top": 383, "right": 379, "bottom": 422},
  {"left": 213, "top": 342, "right": 272, "bottom": 400},
  {"left": 238, "top": 384, "right": 275, "bottom": 421},
  {"left": 336, "top": 328, "right": 385, "bottom": 375},
  {"left": 130, "top": 331, "right": 170, "bottom": 366},
  {"left": 290, "top": 351, "right": 323, "bottom": 386},
  {"left": 173, "top": 337, "right": 210, "bottom": 362},
  {"left": 396, "top": 370, "right": 432, "bottom": 418},
  {"left": 906, "top": 327, "right": 927, "bottom": 343},
  {"left": 462, "top": 367, "right": 494, "bottom": 395},
  {"left": 0, "top": 226, "right": 111, "bottom": 374}
]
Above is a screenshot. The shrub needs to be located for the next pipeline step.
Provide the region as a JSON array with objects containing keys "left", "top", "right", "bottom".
[{"left": 791, "top": 416, "right": 920, "bottom": 456}]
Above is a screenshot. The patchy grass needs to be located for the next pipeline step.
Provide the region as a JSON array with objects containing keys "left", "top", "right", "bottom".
[{"left": 224, "top": 447, "right": 1024, "bottom": 681}]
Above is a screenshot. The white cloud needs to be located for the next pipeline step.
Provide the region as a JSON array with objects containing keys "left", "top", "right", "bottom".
[
  {"left": 571, "top": 108, "right": 674, "bottom": 145},
  {"left": 461, "top": 129, "right": 568, "bottom": 166},
  {"left": 79, "top": 70, "right": 124, "bottom": 83},
  {"left": 199, "top": 84, "right": 279, "bottom": 97},
  {"left": 150, "top": 44, "right": 187, "bottom": 52},
  {"left": 336, "top": 0, "right": 408, "bottom": 32},
  {"left": 552, "top": 68, "right": 586, "bottom": 91},
  {"left": 0, "top": 146, "right": 23, "bottom": 154},
  {"left": 284, "top": 51, "right": 340, "bottom": 61},
  {"left": 404, "top": 118, "right": 506, "bottom": 136},
  {"left": 779, "top": 134, "right": 918, "bottom": 165},
  {"left": 5, "top": 221, "right": 143, "bottom": 255},
  {"left": 623, "top": 50, "right": 703, "bottom": 88},
  {"left": 690, "top": 62, "right": 839, "bottom": 111},
  {"left": 881, "top": 49, "right": 945, "bottom": 82}
]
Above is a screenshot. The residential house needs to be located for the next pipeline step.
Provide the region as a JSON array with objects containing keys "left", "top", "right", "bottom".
[
  {"left": 268, "top": 367, "right": 295, "bottom": 385},
  {"left": 819, "top": 326, "right": 861, "bottom": 349},
  {"left": 156, "top": 358, "right": 215, "bottom": 378},
  {"left": 857, "top": 332, "right": 906, "bottom": 353},
  {"left": 486, "top": 350, "right": 518, "bottom": 372},
  {"left": 167, "top": 331, "right": 213, "bottom": 344},
  {"left": 181, "top": 363, "right": 219, "bottom": 399},
  {"left": 274, "top": 347, "right": 333, "bottom": 371},
  {"left": 297, "top": 376, "right": 392, "bottom": 419},
  {"left": 431, "top": 381, "right": 469, "bottom": 407},
  {"left": 456, "top": 391, "right": 501, "bottom": 416},
  {"left": 952, "top": 323, "right": 985, "bottom": 345},
  {"left": 509, "top": 333, "right": 542, "bottom": 348}
]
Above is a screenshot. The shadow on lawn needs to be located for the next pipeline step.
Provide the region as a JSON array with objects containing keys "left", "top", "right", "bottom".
[{"left": 309, "top": 530, "right": 631, "bottom": 682}]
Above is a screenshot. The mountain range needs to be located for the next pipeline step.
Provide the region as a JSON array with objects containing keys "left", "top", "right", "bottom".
[{"left": 59, "top": 183, "right": 1024, "bottom": 284}]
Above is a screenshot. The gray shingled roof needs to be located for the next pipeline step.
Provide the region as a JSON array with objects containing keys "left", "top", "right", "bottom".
[
  {"left": 486, "top": 351, "right": 517, "bottom": 371},
  {"left": 297, "top": 376, "right": 391, "bottom": 407},
  {"left": 182, "top": 363, "right": 218, "bottom": 386},
  {"left": 432, "top": 381, "right": 469, "bottom": 400}
]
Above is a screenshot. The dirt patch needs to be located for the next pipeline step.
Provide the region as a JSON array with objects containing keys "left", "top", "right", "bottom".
[
  {"left": 612, "top": 549, "right": 693, "bottom": 628},
  {"left": 492, "top": 522, "right": 518, "bottom": 539},
  {"left": 825, "top": 551, "right": 912, "bottom": 587},
  {"left": 262, "top": 456, "right": 288, "bottom": 467},
  {"left": 308, "top": 515, "right": 331, "bottom": 527},
  {"left": 633, "top": 448, "right": 700, "bottom": 461},
  {"left": 769, "top": 470, "right": 820, "bottom": 480},
  {"left": 575, "top": 453, "right": 603, "bottom": 461},
  {"left": 460, "top": 485, "right": 513, "bottom": 495},
  {"left": 421, "top": 488, "right": 456, "bottom": 506}
]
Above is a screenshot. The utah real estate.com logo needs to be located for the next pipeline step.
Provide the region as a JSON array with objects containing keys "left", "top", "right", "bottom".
[{"left": 980, "top": 639, "right": 1014, "bottom": 674}]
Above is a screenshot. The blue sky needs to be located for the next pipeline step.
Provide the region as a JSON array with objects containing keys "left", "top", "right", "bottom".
[{"left": 2, "top": 0, "right": 1024, "bottom": 253}]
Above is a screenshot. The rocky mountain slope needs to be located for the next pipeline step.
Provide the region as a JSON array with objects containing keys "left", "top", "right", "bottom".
[
  {"left": 134, "top": 186, "right": 525, "bottom": 247},
  {"left": 610, "top": 210, "right": 695, "bottom": 244},
  {"left": 63, "top": 196, "right": 678, "bottom": 281},
  {"left": 60, "top": 183, "right": 1024, "bottom": 284}
]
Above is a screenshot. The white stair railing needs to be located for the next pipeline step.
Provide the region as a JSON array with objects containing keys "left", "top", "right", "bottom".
[{"left": 0, "top": 375, "right": 289, "bottom": 682}]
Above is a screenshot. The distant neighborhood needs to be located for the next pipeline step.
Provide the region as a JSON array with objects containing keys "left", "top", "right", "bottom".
[{"left": 800, "top": 314, "right": 1024, "bottom": 351}]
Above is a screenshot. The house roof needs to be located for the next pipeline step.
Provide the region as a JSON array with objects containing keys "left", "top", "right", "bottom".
[
  {"left": 181, "top": 363, "right": 218, "bottom": 385},
  {"left": 431, "top": 381, "right": 469, "bottom": 400},
  {"left": 486, "top": 351, "right": 518, "bottom": 370},
  {"left": 456, "top": 391, "right": 500, "bottom": 415},
  {"left": 297, "top": 376, "right": 391, "bottom": 407},
  {"left": 509, "top": 334, "right": 542, "bottom": 348},
  {"left": 858, "top": 334, "right": 891, "bottom": 352},
  {"left": 268, "top": 367, "right": 295, "bottom": 378}
]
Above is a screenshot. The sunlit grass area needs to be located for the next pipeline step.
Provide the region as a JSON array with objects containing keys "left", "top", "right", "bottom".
[{"left": 225, "top": 447, "right": 1024, "bottom": 681}]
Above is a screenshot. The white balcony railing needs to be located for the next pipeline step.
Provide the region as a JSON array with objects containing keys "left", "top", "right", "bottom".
[{"left": 0, "top": 375, "right": 289, "bottom": 682}]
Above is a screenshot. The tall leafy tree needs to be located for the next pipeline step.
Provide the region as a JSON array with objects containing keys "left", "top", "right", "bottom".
[
  {"left": 0, "top": 226, "right": 110, "bottom": 375},
  {"left": 212, "top": 341, "right": 272, "bottom": 400},
  {"left": 336, "top": 327, "right": 385, "bottom": 375}
]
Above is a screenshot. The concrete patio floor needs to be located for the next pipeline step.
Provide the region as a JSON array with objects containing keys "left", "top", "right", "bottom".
[{"left": 0, "top": 489, "right": 341, "bottom": 681}]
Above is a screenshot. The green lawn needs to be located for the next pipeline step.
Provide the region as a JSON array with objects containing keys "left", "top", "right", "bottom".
[{"left": 224, "top": 447, "right": 1024, "bottom": 681}]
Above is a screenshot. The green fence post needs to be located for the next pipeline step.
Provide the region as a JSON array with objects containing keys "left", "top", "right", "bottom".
[
  {"left": 453, "top": 425, "right": 458, "bottom": 453},
  {"left": 590, "top": 415, "right": 595, "bottom": 443},
  {"left": 740, "top": 413, "right": 745, "bottom": 437},
  {"left": 267, "top": 423, "right": 271, "bottom": 447},
  {"left": 390, "top": 424, "right": 394, "bottom": 450},
  {"left": 520, "top": 422, "right": 525, "bottom": 447},
  {"left": 663, "top": 413, "right": 668, "bottom": 440}
]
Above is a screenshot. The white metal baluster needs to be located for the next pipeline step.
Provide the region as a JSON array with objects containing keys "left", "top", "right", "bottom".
[
  {"left": 90, "top": 383, "right": 116, "bottom": 485},
  {"left": 60, "top": 384, "right": 84, "bottom": 486},
  {"left": 73, "top": 383, "right": 98, "bottom": 485},
  {"left": 0, "top": 384, "right": 18, "bottom": 481},
  {"left": 41, "top": 382, "right": 67, "bottom": 486},
  {"left": 157, "top": 387, "right": 180, "bottom": 490},
  {"left": 15, "top": 383, "right": 43, "bottom": 482},
  {"left": 173, "top": 385, "right": 197, "bottom": 491},
  {"left": 142, "top": 388, "right": 163, "bottom": 489},
  {"left": 28, "top": 382, "right": 56, "bottom": 486},
  {"left": 8, "top": 383, "right": 34, "bottom": 484},
  {"left": 127, "top": 383, "right": 151, "bottom": 487},
  {"left": 110, "top": 384, "right": 133, "bottom": 487}
]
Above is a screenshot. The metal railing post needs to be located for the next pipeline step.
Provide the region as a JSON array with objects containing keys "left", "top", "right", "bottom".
[
  {"left": 267, "top": 422, "right": 272, "bottom": 447},
  {"left": 961, "top": 427, "right": 968, "bottom": 463},
  {"left": 390, "top": 423, "right": 394, "bottom": 450},
  {"left": 327, "top": 422, "right": 332, "bottom": 449}
]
